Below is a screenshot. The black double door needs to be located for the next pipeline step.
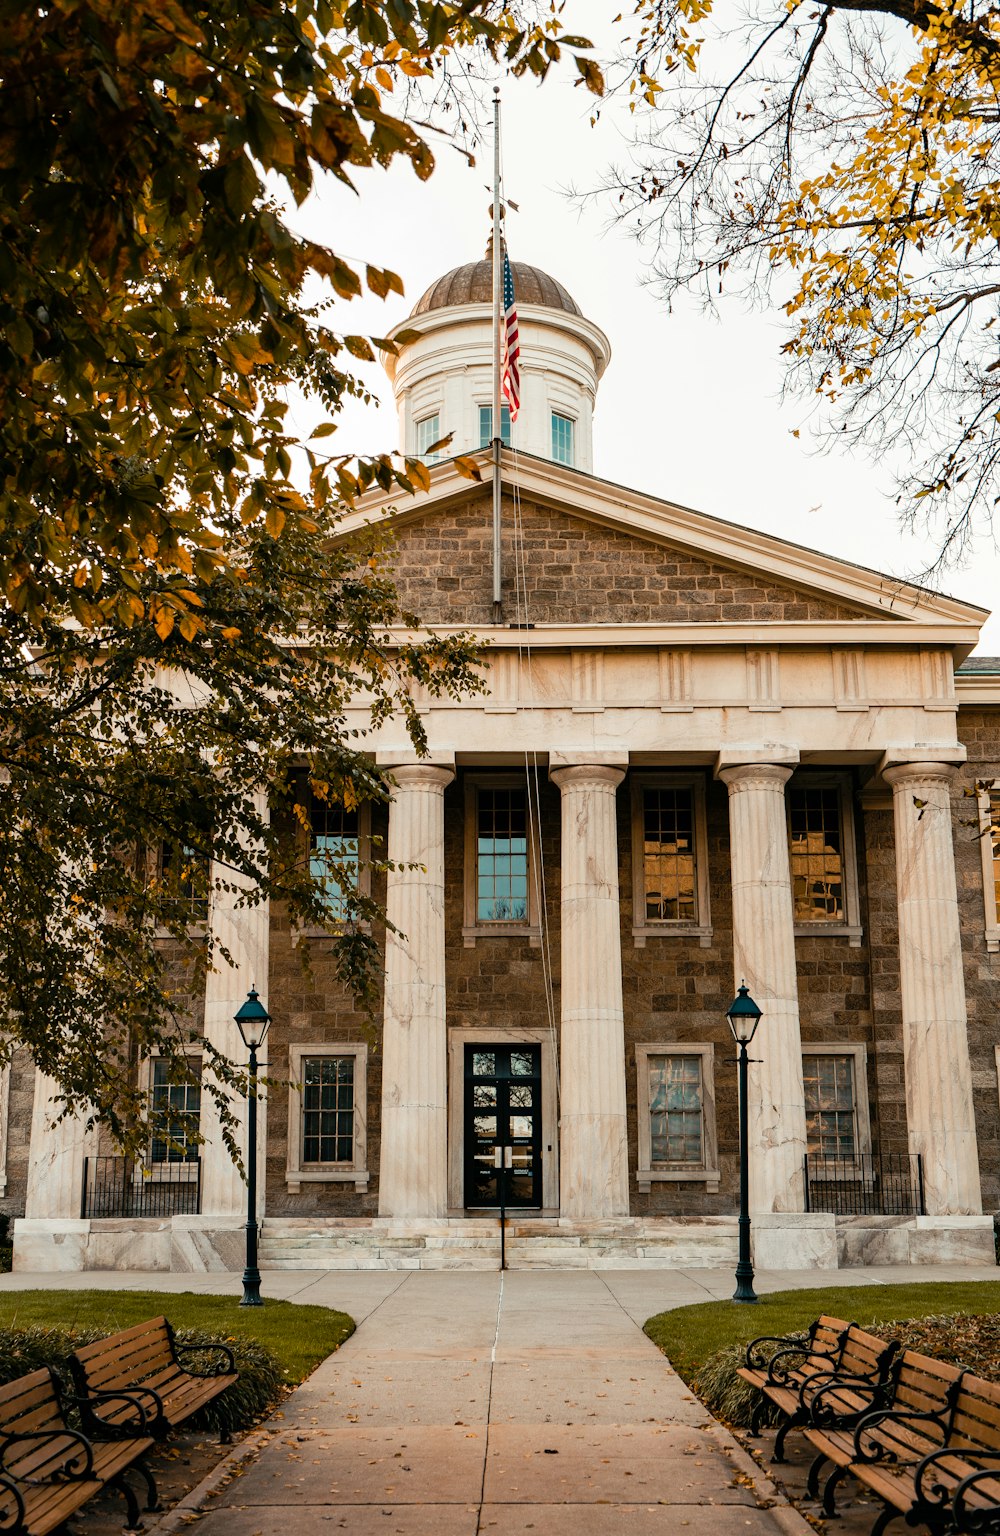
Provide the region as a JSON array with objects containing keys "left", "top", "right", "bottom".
[{"left": 464, "top": 1044, "right": 542, "bottom": 1208}]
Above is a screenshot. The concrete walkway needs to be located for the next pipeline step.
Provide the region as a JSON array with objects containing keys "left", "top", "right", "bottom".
[{"left": 1, "top": 1265, "right": 997, "bottom": 1535}]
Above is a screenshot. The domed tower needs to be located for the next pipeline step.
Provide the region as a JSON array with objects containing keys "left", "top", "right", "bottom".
[{"left": 383, "top": 258, "right": 611, "bottom": 472}]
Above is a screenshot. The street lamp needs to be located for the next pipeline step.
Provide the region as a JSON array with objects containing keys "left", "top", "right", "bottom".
[
  {"left": 234, "top": 985, "right": 270, "bottom": 1308},
  {"left": 727, "top": 983, "right": 763, "bottom": 1305}
]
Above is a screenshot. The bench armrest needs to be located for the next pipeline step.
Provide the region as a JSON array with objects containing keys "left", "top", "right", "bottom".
[
  {"left": 744, "top": 1333, "right": 811, "bottom": 1371},
  {"left": 0, "top": 1472, "right": 25, "bottom": 1533},
  {"left": 67, "top": 1390, "right": 152, "bottom": 1437},
  {"left": 0, "top": 1427, "right": 94, "bottom": 1484},
  {"left": 852, "top": 1405, "right": 947, "bottom": 1463},
  {"left": 913, "top": 1445, "right": 1000, "bottom": 1518},
  {"left": 172, "top": 1341, "right": 235, "bottom": 1377},
  {"left": 805, "top": 1373, "right": 889, "bottom": 1427},
  {"left": 951, "top": 1452, "right": 1000, "bottom": 1532}
]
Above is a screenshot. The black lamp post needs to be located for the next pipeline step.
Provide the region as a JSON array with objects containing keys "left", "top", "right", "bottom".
[
  {"left": 727, "top": 983, "right": 763, "bottom": 1304},
  {"left": 234, "top": 985, "right": 270, "bottom": 1308}
]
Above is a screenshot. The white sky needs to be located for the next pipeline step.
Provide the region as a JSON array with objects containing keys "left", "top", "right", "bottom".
[{"left": 288, "top": 16, "right": 1000, "bottom": 654}]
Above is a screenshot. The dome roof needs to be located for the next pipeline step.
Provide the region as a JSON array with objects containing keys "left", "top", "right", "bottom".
[{"left": 412, "top": 259, "right": 582, "bottom": 317}]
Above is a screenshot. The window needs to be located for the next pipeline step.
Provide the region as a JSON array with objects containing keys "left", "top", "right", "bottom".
[
  {"left": 478, "top": 405, "right": 512, "bottom": 448},
  {"left": 146, "top": 1055, "right": 202, "bottom": 1170},
  {"left": 801, "top": 1044, "right": 871, "bottom": 1170},
  {"left": 310, "top": 797, "right": 359, "bottom": 921},
  {"left": 415, "top": 412, "right": 443, "bottom": 461},
  {"left": 155, "top": 840, "right": 210, "bottom": 926},
  {"left": 630, "top": 775, "right": 711, "bottom": 946},
  {"left": 635, "top": 1044, "right": 718, "bottom": 1190},
  {"left": 462, "top": 775, "right": 540, "bottom": 945},
  {"left": 978, "top": 789, "right": 1000, "bottom": 952},
  {"left": 286, "top": 1043, "right": 369, "bottom": 1191},
  {"left": 551, "top": 412, "right": 574, "bottom": 466},
  {"left": 786, "top": 776, "right": 862, "bottom": 943}
]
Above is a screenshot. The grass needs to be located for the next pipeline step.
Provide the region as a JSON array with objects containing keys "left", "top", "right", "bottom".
[
  {"left": 645, "top": 1280, "right": 1000, "bottom": 1388},
  {"left": 0, "top": 1290, "right": 354, "bottom": 1386}
]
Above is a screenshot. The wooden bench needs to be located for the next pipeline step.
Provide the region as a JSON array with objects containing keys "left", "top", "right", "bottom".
[
  {"left": 0, "top": 1365, "right": 156, "bottom": 1535},
  {"left": 813, "top": 1367, "right": 1000, "bottom": 1535},
  {"left": 803, "top": 1348, "right": 965, "bottom": 1516},
  {"left": 738, "top": 1315, "right": 899, "bottom": 1461},
  {"left": 69, "top": 1316, "right": 238, "bottom": 1443}
]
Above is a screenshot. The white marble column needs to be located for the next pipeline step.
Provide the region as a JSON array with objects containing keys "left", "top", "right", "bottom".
[
  {"left": 550, "top": 761, "right": 629, "bottom": 1219},
  {"left": 718, "top": 760, "right": 807, "bottom": 1214},
  {"left": 24, "top": 1074, "right": 98, "bottom": 1219},
  {"left": 200, "top": 789, "right": 270, "bottom": 1218},
  {"left": 883, "top": 759, "right": 982, "bottom": 1215},
  {"left": 378, "top": 762, "right": 455, "bottom": 1217}
]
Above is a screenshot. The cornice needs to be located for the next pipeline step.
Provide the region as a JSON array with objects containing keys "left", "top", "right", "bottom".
[{"left": 374, "top": 620, "right": 982, "bottom": 653}]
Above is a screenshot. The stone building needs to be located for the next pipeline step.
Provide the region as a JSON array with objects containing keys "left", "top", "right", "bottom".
[{"left": 12, "top": 259, "right": 1000, "bottom": 1272}]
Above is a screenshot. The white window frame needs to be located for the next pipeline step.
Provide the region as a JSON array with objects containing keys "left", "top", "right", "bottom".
[
  {"left": 140, "top": 1047, "right": 203, "bottom": 1183},
  {"left": 462, "top": 774, "right": 541, "bottom": 947},
  {"left": 294, "top": 798, "right": 372, "bottom": 943},
  {"left": 415, "top": 411, "right": 444, "bottom": 462},
  {"left": 787, "top": 773, "right": 863, "bottom": 946},
  {"left": 635, "top": 1043, "right": 719, "bottom": 1192},
  {"left": 978, "top": 788, "right": 1000, "bottom": 953},
  {"left": 801, "top": 1042, "right": 872, "bottom": 1179},
  {"left": 551, "top": 411, "right": 575, "bottom": 466},
  {"left": 630, "top": 774, "right": 712, "bottom": 948},
  {"left": 286, "top": 1042, "right": 369, "bottom": 1192},
  {"left": 478, "top": 403, "right": 512, "bottom": 449}
]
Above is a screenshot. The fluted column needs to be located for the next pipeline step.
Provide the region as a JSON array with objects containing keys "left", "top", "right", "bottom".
[
  {"left": 550, "top": 762, "right": 629, "bottom": 1218},
  {"left": 883, "top": 760, "right": 981, "bottom": 1215},
  {"left": 24, "top": 1074, "right": 98, "bottom": 1219},
  {"left": 378, "top": 762, "right": 455, "bottom": 1217},
  {"left": 718, "top": 761, "right": 807, "bottom": 1213},
  {"left": 200, "top": 789, "right": 270, "bottom": 1218}
]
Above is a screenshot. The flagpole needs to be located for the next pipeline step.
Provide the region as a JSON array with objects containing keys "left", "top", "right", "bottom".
[{"left": 491, "top": 86, "right": 503, "bottom": 624}]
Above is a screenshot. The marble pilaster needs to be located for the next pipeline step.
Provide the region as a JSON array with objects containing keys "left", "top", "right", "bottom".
[
  {"left": 550, "top": 762, "right": 629, "bottom": 1219},
  {"left": 378, "top": 762, "right": 455, "bottom": 1217},
  {"left": 883, "top": 759, "right": 982, "bottom": 1215},
  {"left": 718, "top": 759, "right": 807, "bottom": 1213},
  {"left": 23, "top": 1073, "right": 98, "bottom": 1219},
  {"left": 199, "top": 789, "right": 270, "bottom": 1218}
]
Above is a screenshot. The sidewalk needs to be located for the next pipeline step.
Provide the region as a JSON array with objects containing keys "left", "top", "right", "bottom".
[{"left": 1, "top": 1265, "right": 996, "bottom": 1534}]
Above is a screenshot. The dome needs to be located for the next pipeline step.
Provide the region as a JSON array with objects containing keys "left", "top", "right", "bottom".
[{"left": 412, "top": 260, "right": 582, "bottom": 318}]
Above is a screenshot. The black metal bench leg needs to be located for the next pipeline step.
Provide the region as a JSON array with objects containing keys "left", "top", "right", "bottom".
[
  {"left": 807, "top": 1450, "right": 830, "bottom": 1500},
  {"left": 111, "top": 1470, "right": 145, "bottom": 1534},
  {"left": 773, "top": 1410, "right": 804, "bottom": 1463},
  {"left": 869, "top": 1503, "right": 902, "bottom": 1536},
  {"left": 220, "top": 1425, "right": 232, "bottom": 1445},
  {"left": 749, "top": 1399, "right": 766, "bottom": 1438},
  {"left": 823, "top": 1462, "right": 848, "bottom": 1516},
  {"left": 133, "top": 1459, "right": 161, "bottom": 1512}
]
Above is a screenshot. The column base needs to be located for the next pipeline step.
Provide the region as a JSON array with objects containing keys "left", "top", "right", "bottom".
[
  {"left": 750, "top": 1213, "right": 839, "bottom": 1271},
  {"left": 836, "top": 1215, "right": 996, "bottom": 1268}
]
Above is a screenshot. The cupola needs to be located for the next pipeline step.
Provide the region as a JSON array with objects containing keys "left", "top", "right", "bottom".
[{"left": 382, "top": 257, "right": 611, "bottom": 473}]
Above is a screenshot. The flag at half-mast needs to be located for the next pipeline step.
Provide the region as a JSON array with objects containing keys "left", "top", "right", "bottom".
[{"left": 500, "top": 251, "right": 520, "bottom": 421}]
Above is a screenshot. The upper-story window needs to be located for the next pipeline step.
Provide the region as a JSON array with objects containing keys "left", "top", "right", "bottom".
[
  {"left": 415, "top": 412, "right": 443, "bottom": 461},
  {"left": 786, "top": 777, "right": 862, "bottom": 943},
  {"left": 462, "top": 774, "right": 540, "bottom": 945},
  {"left": 310, "top": 797, "right": 360, "bottom": 922},
  {"left": 551, "top": 412, "right": 575, "bottom": 466},
  {"left": 978, "top": 789, "right": 1000, "bottom": 952},
  {"left": 479, "top": 405, "right": 511, "bottom": 448},
  {"left": 155, "top": 840, "right": 210, "bottom": 926},
  {"left": 629, "top": 775, "right": 712, "bottom": 947}
]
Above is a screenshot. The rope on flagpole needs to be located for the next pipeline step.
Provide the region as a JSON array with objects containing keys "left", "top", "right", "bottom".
[{"left": 491, "top": 86, "right": 503, "bottom": 623}]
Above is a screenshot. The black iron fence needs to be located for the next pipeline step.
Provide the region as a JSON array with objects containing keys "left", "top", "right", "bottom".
[
  {"left": 804, "top": 1151, "right": 924, "bottom": 1216},
  {"left": 80, "top": 1157, "right": 201, "bottom": 1219}
]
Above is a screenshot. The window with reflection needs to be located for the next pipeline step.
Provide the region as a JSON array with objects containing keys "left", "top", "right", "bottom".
[
  {"left": 803, "top": 1054, "right": 857, "bottom": 1158},
  {"left": 642, "top": 787, "right": 697, "bottom": 923},
  {"left": 415, "top": 412, "right": 442, "bottom": 461},
  {"left": 478, "top": 405, "right": 511, "bottom": 448},
  {"left": 301, "top": 1055, "right": 355, "bottom": 1166},
  {"left": 149, "top": 1057, "right": 201, "bottom": 1165},
  {"left": 551, "top": 412, "right": 574, "bottom": 466},
  {"left": 476, "top": 787, "right": 528, "bottom": 923},
  {"left": 647, "top": 1054, "right": 705, "bottom": 1167},
  {"left": 788, "top": 785, "right": 844, "bottom": 922},
  {"left": 310, "top": 798, "right": 359, "bottom": 921}
]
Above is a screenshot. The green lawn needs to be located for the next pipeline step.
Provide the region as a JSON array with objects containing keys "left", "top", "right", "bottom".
[
  {"left": 0, "top": 1290, "right": 354, "bottom": 1384},
  {"left": 645, "top": 1281, "right": 1000, "bottom": 1386}
]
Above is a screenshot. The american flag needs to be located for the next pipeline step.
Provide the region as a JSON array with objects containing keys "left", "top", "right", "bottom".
[{"left": 500, "top": 252, "right": 520, "bottom": 422}]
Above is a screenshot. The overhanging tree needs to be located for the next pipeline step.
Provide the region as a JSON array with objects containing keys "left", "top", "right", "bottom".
[
  {"left": 606, "top": 0, "right": 1000, "bottom": 568},
  {"left": 0, "top": 0, "right": 602, "bottom": 1156}
]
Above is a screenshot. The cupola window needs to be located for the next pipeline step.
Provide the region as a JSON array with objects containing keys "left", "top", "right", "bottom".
[
  {"left": 551, "top": 412, "right": 575, "bottom": 466},
  {"left": 415, "top": 412, "right": 443, "bottom": 461},
  {"left": 478, "top": 405, "right": 511, "bottom": 448}
]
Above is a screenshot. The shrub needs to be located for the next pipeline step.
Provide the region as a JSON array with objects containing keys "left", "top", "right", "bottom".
[
  {"left": 0, "top": 1324, "right": 285, "bottom": 1435},
  {"left": 693, "top": 1337, "right": 794, "bottom": 1428}
]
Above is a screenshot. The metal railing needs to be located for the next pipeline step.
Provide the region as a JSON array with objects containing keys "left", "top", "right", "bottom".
[
  {"left": 804, "top": 1151, "right": 924, "bottom": 1216},
  {"left": 80, "top": 1157, "right": 202, "bottom": 1219}
]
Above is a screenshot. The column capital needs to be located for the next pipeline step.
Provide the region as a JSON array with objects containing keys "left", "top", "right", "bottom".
[
  {"left": 388, "top": 761, "right": 455, "bottom": 792},
  {"left": 715, "top": 746, "right": 799, "bottom": 778},
  {"left": 717, "top": 761, "right": 795, "bottom": 791},
  {"left": 550, "top": 763, "right": 626, "bottom": 792},
  {"left": 881, "top": 747, "right": 965, "bottom": 787}
]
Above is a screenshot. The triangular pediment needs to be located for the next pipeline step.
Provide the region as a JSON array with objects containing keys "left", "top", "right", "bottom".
[{"left": 342, "top": 448, "right": 986, "bottom": 637}]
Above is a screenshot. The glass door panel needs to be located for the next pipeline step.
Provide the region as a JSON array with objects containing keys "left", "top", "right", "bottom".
[{"left": 464, "top": 1044, "right": 542, "bottom": 1208}]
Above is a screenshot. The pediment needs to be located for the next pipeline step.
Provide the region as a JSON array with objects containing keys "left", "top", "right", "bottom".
[{"left": 343, "top": 449, "right": 986, "bottom": 636}]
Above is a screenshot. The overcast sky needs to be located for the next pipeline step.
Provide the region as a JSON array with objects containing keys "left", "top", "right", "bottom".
[{"left": 289, "top": 13, "right": 1000, "bottom": 653}]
